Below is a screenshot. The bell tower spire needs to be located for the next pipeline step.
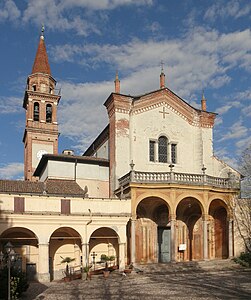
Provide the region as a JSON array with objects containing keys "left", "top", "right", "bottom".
[
  {"left": 23, "top": 27, "right": 61, "bottom": 181},
  {"left": 32, "top": 25, "right": 51, "bottom": 75}
]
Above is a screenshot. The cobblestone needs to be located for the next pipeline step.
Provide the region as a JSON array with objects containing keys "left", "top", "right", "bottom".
[{"left": 20, "top": 267, "right": 251, "bottom": 300}]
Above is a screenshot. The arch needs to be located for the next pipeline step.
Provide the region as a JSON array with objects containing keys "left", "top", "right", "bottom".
[
  {"left": 33, "top": 102, "right": 39, "bottom": 121},
  {"left": 158, "top": 135, "right": 168, "bottom": 162},
  {"left": 135, "top": 197, "right": 170, "bottom": 263},
  {"left": 49, "top": 227, "right": 82, "bottom": 280},
  {"left": 209, "top": 199, "right": 229, "bottom": 259},
  {"left": 0, "top": 227, "right": 39, "bottom": 281},
  {"left": 89, "top": 227, "right": 119, "bottom": 269},
  {"left": 176, "top": 197, "right": 203, "bottom": 261},
  {"left": 134, "top": 192, "right": 172, "bottom": 217},
  {"left": 46, "top": 103, "right": 52, "bottom": 123}
]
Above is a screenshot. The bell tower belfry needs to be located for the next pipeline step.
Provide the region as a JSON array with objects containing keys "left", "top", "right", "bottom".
[{"left": 23, "top": 28, "right": 61, "bottom": 181}]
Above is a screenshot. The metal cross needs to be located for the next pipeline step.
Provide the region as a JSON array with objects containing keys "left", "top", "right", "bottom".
[
  {"left": 160, "top": 60, "right": 164, "bottom": 72},
  {"left": 159, "top": 106, "right": 169, "bottom": 119}
]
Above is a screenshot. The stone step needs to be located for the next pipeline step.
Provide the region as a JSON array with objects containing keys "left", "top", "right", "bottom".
[{"left": 135, "top": 259, "right": 245, "bottom": 274}]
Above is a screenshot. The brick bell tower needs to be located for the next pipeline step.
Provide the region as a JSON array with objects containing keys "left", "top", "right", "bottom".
[{"left": 23, "top": 27, "right": 61, "bottom": 181}]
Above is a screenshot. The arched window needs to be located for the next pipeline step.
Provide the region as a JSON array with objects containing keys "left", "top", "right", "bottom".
[
  {"left": 33, "top": 102, "right": 39, "bottom": 121},
  {"left": 46, "top": 104, "right": 52, "bottom": 123},
  {"left": 158, "top": 136, "right": 167, "bottom": 163}
]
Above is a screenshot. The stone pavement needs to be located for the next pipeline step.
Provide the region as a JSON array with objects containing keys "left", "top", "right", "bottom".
[{"left": 21, "top": 262, "right": 251, "bottom": 300}]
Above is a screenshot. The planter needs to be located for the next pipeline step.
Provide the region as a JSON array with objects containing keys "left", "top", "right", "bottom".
[
  {"left": 64, "top": 276, "right": 72, "bottom": 282},
  {"left": 103, "top": 270, "right": 110, "bottom": 278}
]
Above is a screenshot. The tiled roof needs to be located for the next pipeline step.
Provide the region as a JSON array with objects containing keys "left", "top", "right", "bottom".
[
  {"left": 32, "top": 36, "right": 51, "bottom": 75},
  {"left": 0, "top": 179, "right": 87, "bottom": 197}
]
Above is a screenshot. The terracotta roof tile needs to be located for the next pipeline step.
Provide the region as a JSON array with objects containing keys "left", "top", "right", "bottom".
[
  {"left": 32, "top": 36, "right": 51, "bottom": 75},
  {"left": 0, "top": 179, "right": 86, "bottom": 197}
]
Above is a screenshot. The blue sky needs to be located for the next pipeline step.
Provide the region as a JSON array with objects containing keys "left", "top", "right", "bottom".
[{"left": 0, "top": 0, "right": 250, "bottom": 179}]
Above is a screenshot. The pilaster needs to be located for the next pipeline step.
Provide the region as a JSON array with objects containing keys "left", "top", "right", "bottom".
[{"left": 38, "top": 243, "right": 50, "bottom": 282}]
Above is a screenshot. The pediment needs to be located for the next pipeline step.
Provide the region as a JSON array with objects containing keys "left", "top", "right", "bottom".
[{"left": 131, "top": 88, "right": 216, "bottom": 128}]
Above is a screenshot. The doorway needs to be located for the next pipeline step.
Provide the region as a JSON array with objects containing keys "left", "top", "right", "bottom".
[{"left": 158, "top": 227, "right": 171, "bottom": 263}]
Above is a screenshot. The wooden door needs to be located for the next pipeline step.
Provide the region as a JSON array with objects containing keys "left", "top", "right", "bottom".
[{"left": 214, "top": 208, "right": 228, "bottom": 258}]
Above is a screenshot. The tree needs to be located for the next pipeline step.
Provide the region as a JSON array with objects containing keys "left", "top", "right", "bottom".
[
  {"left": 233, "top": 144, "right": 251, "bottom": 259},
  {"left": 234, "top": 198, "right": 251, "bottom": 253},
  {"left": 60, "top": 256, "right": 75, "bottom": 278},
  {"left": 239, "top": 144, "right": 251, "bottom": 198}
]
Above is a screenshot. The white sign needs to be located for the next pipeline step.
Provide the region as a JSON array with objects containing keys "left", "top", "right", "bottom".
[{"left": 179, "top": 244, "right": 186, "bottom": 251}]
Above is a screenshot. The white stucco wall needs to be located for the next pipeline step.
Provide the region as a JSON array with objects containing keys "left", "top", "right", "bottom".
[
  {"left": 114, "top": 105, "right": 215, "bottom": 180},
  {"left": 112, "top": 103, "right": 237, "bottom": 182}
]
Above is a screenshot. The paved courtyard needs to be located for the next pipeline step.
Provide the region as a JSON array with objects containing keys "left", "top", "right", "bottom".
[{"left": 21, "top": 265, "right": 251, "bottom": 300}]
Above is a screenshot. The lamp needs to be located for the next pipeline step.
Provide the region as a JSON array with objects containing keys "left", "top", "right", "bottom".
[{"left": 0, "top": 242, "right": 17, "bottom": 300}]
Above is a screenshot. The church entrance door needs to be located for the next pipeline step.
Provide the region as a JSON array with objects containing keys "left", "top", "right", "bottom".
[{"left": 158, "top": 227, "right": 171, "bottom": 263}]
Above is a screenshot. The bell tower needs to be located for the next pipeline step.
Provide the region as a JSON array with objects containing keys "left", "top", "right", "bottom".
[{"left": 23, "top": 28, "right": 61, "bottom": 181}]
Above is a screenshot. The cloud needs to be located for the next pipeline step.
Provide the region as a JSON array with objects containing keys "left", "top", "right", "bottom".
[
  {"left": 48, "top": 27, "right": 251, "bottom": 147},
  {"left": 0, "top": 0, "right": 21, "bottom": 22},
  {"left": 0, "top": 97, "right": 22, "bottom": 114},
  {"left": 58, "top": 80, "right": 112, "bottom": 150},
  {"left": 146, "top": 21, "right": 162, "bottom": 34},
  {"left": 218, "top": 120, "right": 248, "bottom": 142},
  {"left": 20, "top": 0, "right": 152, "bottom": 35},
  {"left": 215, "top": 101, "right": 241, "bottom": 115},
  {"left": 50, "top": 28, "right": 251, "bottom": 97},
  {"left": 214, "top": 147, "right": 239, "bottom": 170},
  {"left": 235, "top": 136, "right": 251, "bottom": 153},
  {"left": 204, "top": 0, "right": 251, "bottom": 21},
  {"left": 59, "top": 0, "right": 153, "bottom": 10},
  {"left": 0, "top": 162, "right": 23, "bottom": 180}
]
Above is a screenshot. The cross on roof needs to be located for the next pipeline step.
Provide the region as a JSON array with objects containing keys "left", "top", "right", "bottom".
[
  {"left": 160, "top": 60, "right": 164, "bottom": 72},
  {"left": 159, "top": 106, "right": 169, "bottom": 119}
]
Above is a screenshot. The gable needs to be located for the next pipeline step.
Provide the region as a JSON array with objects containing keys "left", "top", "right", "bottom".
[{"left": 132, "top": 88, "right": 216, "bottom": 128}]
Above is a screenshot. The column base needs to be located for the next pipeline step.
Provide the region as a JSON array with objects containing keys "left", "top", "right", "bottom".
[{"left": 37, "top": 272, "right": 50, "bottom": 282}]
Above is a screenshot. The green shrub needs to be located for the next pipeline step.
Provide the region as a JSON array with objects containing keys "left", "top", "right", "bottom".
[
  {"left": 0, "top": 267, "right": 29, "bottom": 299},
  {"left": 234, "top": 252, "right": 251, "bottom": 267}
]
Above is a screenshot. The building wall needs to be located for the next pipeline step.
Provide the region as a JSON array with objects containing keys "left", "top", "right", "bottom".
[
  {"left": 39, "top": 160, "right": 110, "bottom": 198},
  {"left": 0, "top": 193, "right": 131, "bottom": 281},
  {"left": 95, "top": 140, "right": 109, "bottom": 159}
]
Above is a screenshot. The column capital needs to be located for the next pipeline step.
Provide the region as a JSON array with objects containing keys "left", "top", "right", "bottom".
[
  {"left": 202, "top": 214, "right": 209, "bottom": 221},
  {"left": 170, "top": 214, "right": 176, "bottom": 221},
  {"left": 38, "top": 243, "right": 49, "bottom": 247}
]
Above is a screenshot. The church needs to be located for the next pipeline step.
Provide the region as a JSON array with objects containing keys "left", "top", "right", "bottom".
[{"left": 0, "top": 31, "right": 242, "bottom": 282}]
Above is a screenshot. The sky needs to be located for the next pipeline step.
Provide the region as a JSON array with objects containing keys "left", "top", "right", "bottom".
[{"left": 0, "top": 0, "right": 250, "bottom": 180}]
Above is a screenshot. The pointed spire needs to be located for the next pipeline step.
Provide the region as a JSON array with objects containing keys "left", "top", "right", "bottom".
[
  {"left": 201, "top": 90, "right": 207, "bottom": 111},
  {"left": 160, "top": 60, "right": 165, "bottom": 89},
  {"left": 114, "top": 70, "right": 120, "bottom": 93},
  {"left": 32, "top": 25, "right": 51, "bottom": 75}
]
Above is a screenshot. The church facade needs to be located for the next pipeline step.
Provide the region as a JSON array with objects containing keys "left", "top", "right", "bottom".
[{"left": 0, "top": 32, "right": 241, "bottom": 282}]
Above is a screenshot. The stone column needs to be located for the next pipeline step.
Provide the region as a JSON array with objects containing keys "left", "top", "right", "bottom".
[
  {"left": 131, "top": 218, "right": 136, "bottom": 263},
  {"left": 203, "top": 215, "right": 208, "bottom": 260},
  {"left": 38, "top": 243, "right": 50, "bottom": 282},
  {"left": 228, "top": 219, "right": 233, "bottom": 258},
  {"left": 119, "top": 243, "right": 126, "bottom": 270},
  {"left": 82, "top": 243, "right": 89, "bottom": 266},
  {"left": 74, "top": 244, "right": 81, "bottom": 266},
  {"left": 170, "top": 215, "right": 176, "bottom": 262}
]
